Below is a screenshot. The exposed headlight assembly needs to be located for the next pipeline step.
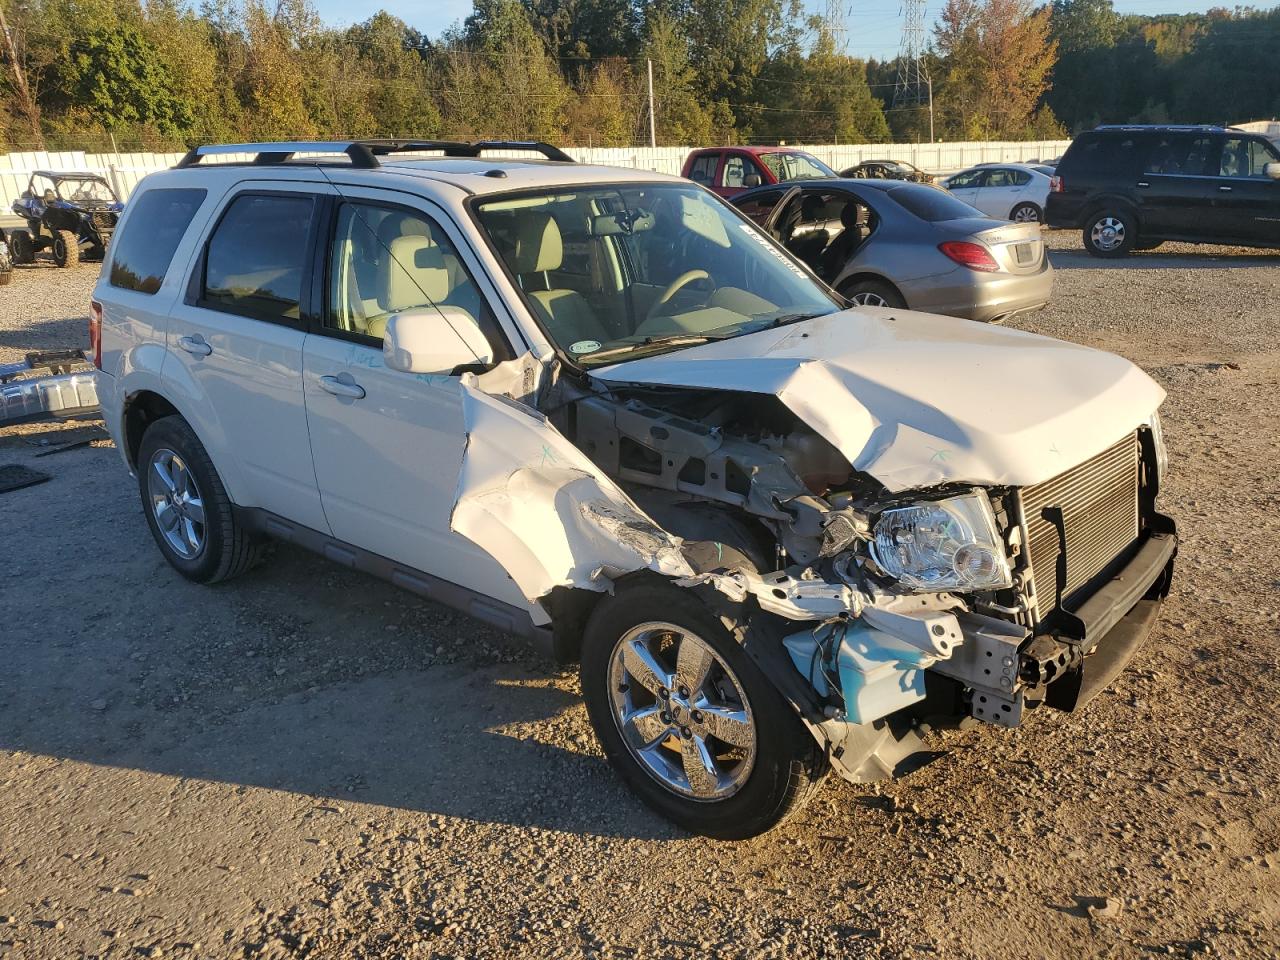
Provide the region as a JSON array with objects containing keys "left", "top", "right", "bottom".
[{"left": 870, "top": 491, "right": 1012, "bottom": 592}]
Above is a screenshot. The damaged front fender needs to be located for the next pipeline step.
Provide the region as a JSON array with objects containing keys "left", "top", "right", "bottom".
[{"left": 450, "top": 378, "right": 694, "bottom": 603}]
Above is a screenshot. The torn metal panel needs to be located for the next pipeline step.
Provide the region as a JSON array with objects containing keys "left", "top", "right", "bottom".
[
  {"left": 451, "top": 378, "right": 693, "bottom": 602},
  {"left": 593, "top": 308, "right": 1165, "bottom": 491}
]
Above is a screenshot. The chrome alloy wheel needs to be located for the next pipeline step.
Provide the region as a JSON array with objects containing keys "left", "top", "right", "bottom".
[
  {"left": 607, "top": 622, "right": 756, "bottom": 801},
  {"left": 147, "top": 448, "right": 206, "bottom": 559},
  {"left": 1013, "top": 204, "right": 1041, "bottom": 222},
  {"left": 1091, "top": 216, "right": 1126, "bottom": 251},
  {"left": 849, "top": 291, "right": 889, "bottom": 307}
]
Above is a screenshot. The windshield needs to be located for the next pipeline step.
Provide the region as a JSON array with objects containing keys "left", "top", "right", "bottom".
[
  {"left": 888, "top": 184, "right": 985, "bottom": 222},
  {"left": 758, "top": 152, "right": 836, "bottom": 182},
  {"left": 475, "top": 184, "right": 839, "bottom": 366},
  {"left": 57, "top": 178, "right": 115, "bottom": 203}
]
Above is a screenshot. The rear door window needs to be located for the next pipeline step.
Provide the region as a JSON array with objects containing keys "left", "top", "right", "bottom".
[
  {"left": 1066, "top": 133, "right": 1145, "bottom": 177},
  {"left": 109, "top": 188, "right": 206, "bottom": 294},
  {"left": 1144, "top": 135, "right": 1214, "bottom": 176},
  {"left": 199, "top": 193, "right": 316, "bottom": 322}
]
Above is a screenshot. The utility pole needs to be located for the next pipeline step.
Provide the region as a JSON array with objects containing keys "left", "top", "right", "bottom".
[
  {"left": 0, "top": 5, "right": 43, "bottom": 149},
  {"left": 928, "top": 74, "right": 935, "bottom": 143},
  {"left": 646, "top": 59, "right": 657, "bottom": 148}
]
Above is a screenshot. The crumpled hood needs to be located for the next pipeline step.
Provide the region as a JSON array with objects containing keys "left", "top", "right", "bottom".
[{"left": 594, "top": 308, "right": 1165, "bottom": 491}]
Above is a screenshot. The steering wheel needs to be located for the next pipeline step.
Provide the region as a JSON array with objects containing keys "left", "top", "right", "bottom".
[{"left": 646, "top": 269, "right": 712, "bottom": 323}]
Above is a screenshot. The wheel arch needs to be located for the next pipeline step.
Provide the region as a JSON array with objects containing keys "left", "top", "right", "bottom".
[
  {"left": 835, "top": 271, "right": 907, "bottom": 305},
  {"left": 121, "top": 383, "right": 249, "bottom": 504},
  {"left": 1010, "top": 199, "right": 1043, "bottom": 220},
  {"left": 1081, "top": 195, "right": 1142, "bottom": 230}
]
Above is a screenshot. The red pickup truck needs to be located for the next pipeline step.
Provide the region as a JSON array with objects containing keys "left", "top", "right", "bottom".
[{"left": 681, "top": 146, "right": 836, "bottom": 199}]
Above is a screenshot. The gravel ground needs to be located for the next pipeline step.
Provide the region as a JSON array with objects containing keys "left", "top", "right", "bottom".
[{"left": 2, "top": 234, "right": 1279, "bottom": 959}]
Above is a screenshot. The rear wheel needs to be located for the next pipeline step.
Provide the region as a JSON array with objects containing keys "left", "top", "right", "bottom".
[
  {"left": 52, "top": 230, "right": 79, "bottom": 267},
  {"left": 581, "top": 580, "right": 828, "bottom": 839},
  {"left": 9, "top": 230, "right": 35, "bottom": 264},
  {"left": 137, "top": 416, "right": 265, "bottom": 584},
  {"left": 1011, "top": 202, "right": 1042, "bottom": 223},
  {"left": 1082, "top": 209, "right": 1136, "bottom": 258},
  {"left": 840, "top": 278, "right": 906, "bottom": 309}
]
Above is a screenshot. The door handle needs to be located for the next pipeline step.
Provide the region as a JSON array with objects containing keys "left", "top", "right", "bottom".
[
  {"left": 319, "top": 374, "right": 366, "bottom": 400},
  {"left": 177, "top": 334, "right": 212, "bottom": 357},
  {"left": 1218, "top": 185, "right": 1233, "bottom": 192},
  {"left": 1136, "top": 181, "right": 1150, "bottom": 188}
]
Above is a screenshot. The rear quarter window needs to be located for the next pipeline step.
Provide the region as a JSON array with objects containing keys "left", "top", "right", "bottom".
[
  {"left": 1060, "top": 133, "right": 1147, "bottom": 179},
  {"left": 109, "top": 188, "right": 207, "bottom": 294}
]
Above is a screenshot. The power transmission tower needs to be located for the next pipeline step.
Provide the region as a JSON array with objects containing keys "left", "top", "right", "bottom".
[
  {"left": 893, "top": 0, "right": 934, "bottom": 139},
  {"left": 824, "top": 0, "right": 849, "bottom": 53}
]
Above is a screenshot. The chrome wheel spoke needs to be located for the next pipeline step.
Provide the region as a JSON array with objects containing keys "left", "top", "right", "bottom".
[
  {"left": 697, "top": 705, "right": 753, "bottom": 748},
  {"left": 183, "top": 496, "right": 205, "bottom": 525},
  {"left": 154, "top": 501, "right": 179, "bottom": 532},
  {"left": 675, "top": 636, "right": 713, "bottom": 695},
  {"left": 181, "top": 518, "right": 201, "bottom": 553},
  {"left": 152, "top": 457, "right": 176, "bottom": 494},
  {"left": 622, "top": 640, "right": 672, "bottom": 696},
  {"left": 680, "top": 734, "right": 720, "bottom": 799}
]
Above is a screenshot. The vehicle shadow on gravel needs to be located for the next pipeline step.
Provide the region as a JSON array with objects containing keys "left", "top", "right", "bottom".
[
  {"left": 0, "top": 313, "right": 91, "bottom": 353},
  {"left": 0, "top": 489, "right": 682, "bottom": 841},
  {"left": 1047, "top": 247, "right": 1280, "bottom": 270}
]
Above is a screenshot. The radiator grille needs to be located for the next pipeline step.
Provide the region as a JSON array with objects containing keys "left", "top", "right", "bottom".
[{"left": 1019, "top": 433, "right": 1140, "bottom": 621}]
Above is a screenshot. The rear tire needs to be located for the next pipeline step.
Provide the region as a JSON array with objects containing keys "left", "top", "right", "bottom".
[
  {"left": 1011, "top": 202, "right": 1042, "bottom": 223},
  {"left": 840, "top": 278, "right": 906, "bottom": 310},
  {"left": 137, "top": 415, "right": 265, "bottom": 584},
  {"left": 580, "top": 580, "right": 828, "bottom": 839},
  {"left": 1082, "top": 209, "right": 1137, "bottom": 258},
  {"left": 52, "top": 230, "right": 79, "bottom": 268},
  {"left": 9, "top": 230, "right": 35, "bottom": 264}
]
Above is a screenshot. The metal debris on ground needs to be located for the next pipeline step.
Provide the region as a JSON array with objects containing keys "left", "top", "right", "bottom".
[{"left": 0, "top": 349, "right": 100, "bottom": 428}]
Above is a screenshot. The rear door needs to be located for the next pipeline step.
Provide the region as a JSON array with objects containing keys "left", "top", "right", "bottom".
[
  {"left": 1208, "top": 136, "right": 1280, "bottom": 243},
  {"left": 1135, "top": 133, "right": 1216, "bottom": 236},
  {"left": 685, "top": 151, "right": 721, "bottom": 190},
  {"left": 976, "top": 168, "right": 1026, "bottom": 219},
  {"left": 945, "top": 169, "right": 987, "bottom": 211},
  {"left": 166, "top": 182, "right": 331, "bottom": 532}
]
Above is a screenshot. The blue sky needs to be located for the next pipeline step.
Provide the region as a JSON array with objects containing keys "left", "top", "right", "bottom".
[{"left": 313, "top": 0, "right": 1236, "bottom": 62}]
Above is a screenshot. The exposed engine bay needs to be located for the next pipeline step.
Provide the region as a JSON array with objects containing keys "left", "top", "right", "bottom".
[{"left": 453, "top": 344, "right": 1176, "bottom": 786}]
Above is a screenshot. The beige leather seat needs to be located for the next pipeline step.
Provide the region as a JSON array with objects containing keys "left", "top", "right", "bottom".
[
  {"left": 371, "top": 235, "right": 452, "bottom": 339},
  {"left": 511, "top": 212, "right": 610, "bottom": 345}
]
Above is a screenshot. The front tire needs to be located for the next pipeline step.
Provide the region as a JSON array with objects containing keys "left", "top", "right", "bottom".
[
  {"left": 581, "top": 580, "right": 828, "bottom": 839},
  {"left": 52, "top": 230, "right": 79, "bottom": 267},
  {"left": 137, "top": 415, "right": 264, "bottom": 584},
  {"left": 1083, "top": 209, "right": 1137, "bottom": 258}
]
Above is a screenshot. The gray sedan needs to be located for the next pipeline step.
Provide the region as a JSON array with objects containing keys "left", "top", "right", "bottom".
[{"left": 731, "top": 179, "right": 1053, "bottom": 323}]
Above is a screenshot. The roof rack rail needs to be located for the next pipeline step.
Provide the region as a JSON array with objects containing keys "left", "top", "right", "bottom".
[
  {"left": 364, "top": 139, "right": 575, "bottom": 162},
  {"left": 1093, "top": 123, "right": 1242, "bottom": 132},
  {"left": 175, "top": 142, "right": 380, "bottom": 169}
]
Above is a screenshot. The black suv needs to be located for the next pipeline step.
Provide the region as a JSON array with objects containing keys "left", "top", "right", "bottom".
[{"left": 1046, "top": 125, "right": 1280, "bottom": 257}]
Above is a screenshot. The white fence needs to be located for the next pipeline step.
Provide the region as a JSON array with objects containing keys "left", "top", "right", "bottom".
[{"left": 0, "top": 139, "right": 1074, "bottom": 210}]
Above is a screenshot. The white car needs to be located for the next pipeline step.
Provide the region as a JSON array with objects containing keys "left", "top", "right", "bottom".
[
  {"left": 942, "top": 163, "right": 1053, "bottom": 222},
  {"left": 93, "top": 140, "right": 1177, "bottom": 839}
]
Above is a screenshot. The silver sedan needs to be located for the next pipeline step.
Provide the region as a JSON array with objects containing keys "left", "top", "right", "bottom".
[{"left": 731, "top": 179, "right": 1053, "bottom": 323}]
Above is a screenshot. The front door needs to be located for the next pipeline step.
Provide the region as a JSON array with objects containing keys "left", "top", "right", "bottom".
[
  {"left": 165, "top": 182, "right": 331, "bottom": 532},
  {"left": 300, "top": 190, "right": 531, "bottom": 608},
  {"left": 945, "top": 169, "right": 987, "bottom": 212},
  {"left": 1209, "top": 136, "right": 1280, "bottom": 243}
]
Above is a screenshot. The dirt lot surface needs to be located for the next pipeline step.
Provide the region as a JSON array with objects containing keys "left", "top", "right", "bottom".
[{"left": 2, "top": 235, "right": 1280, "bottom": 959}]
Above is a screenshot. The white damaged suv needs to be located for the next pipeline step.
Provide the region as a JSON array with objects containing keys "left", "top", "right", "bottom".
[{"left": 93, "top": 141, "right": 1177, "bottom": 838}]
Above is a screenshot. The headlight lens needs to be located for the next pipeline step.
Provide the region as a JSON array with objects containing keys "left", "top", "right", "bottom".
[
  {"left": 871, "top": 491, "right": 1012, "bottom": 591},
  {"left": 1148, "top": 410, "right": 1168, "bottom": 482}
]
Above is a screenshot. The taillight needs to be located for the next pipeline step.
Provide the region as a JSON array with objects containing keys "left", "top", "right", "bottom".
[
  {"left": 938, "top": 241, "right": 1000, "bottom": 273},
  {"left": 89, "top": 300, "right": 103, "bottom": 369},
  {"left": 1050, "top": 175, "right": 1063, "bottom": 193}
]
